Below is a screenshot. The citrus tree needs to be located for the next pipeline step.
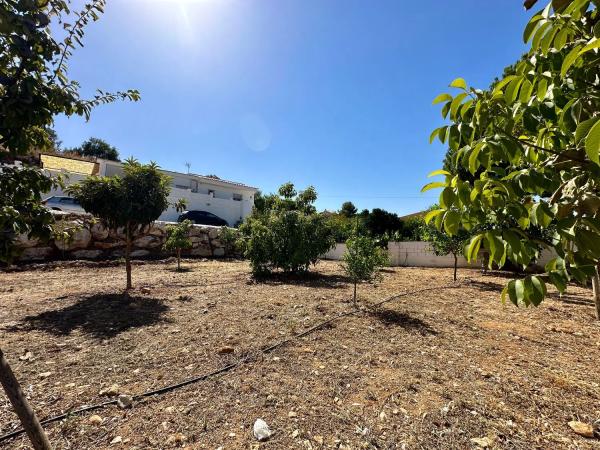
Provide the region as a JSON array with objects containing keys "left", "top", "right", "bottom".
[
  {"left": 68, "top": 159, "right": 171, "bottom": 289},
  {"left": 164, "top": 219, "right": 193, "bottom": 271},
  {"left": 424, "top": 0, "right": 600, "bottom": 316},
  {"left": 342, "top": 235, "right": 389, "bottom": 307}
]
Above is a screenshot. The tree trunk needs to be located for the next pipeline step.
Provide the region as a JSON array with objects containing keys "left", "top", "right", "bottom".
[
  {"left": 592, "top": 264, "right": 600, "bottom": 320},
  {"left": 125, "top": 224, "right": 132, "bottom": 290},
  {"left": 453, "top": 253, "right": 458, "bottom": 282},
  {"left": 177, "top": 249, "right": 181, "bottom": 271},
  {"left": 0, "top": 349, "right": 52, "bottom": 450},
  {"left": 353, "top": 281, "right": 357, "bottom": 308}
]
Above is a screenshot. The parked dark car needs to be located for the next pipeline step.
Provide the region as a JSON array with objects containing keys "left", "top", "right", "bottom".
[{"left": 178, "top": 210, "right": 228, "bottom": 226}]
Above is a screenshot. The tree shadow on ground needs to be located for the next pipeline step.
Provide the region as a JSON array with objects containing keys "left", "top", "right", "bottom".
[
  {"left": 467, "top": 280, "right": 504, "bottom": 292},
  {"left": 548, "top": 293, "right": 594, "bottom": 306},
  {"left": 12, "top": 293, "right": 170, "bottom": 339},
  {"left": 253, "top": 272, "right": 350, "bottom": 289},
  {"left": 370, "top": 308, "right": 438, "bottom": 336}
]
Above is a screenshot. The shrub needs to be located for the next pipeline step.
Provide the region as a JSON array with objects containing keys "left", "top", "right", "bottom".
[
  {"left": 164, "top": 220, "right": 193, "bottom": 271},
  {"left": 342, "top": 235, "right": 389, "bottom": 306},
  {"left": 219, "top": 226, "right": 241, "bottom": 255},
  {"left": 239, "top": 183, "right": 335, "bottom": 275}
]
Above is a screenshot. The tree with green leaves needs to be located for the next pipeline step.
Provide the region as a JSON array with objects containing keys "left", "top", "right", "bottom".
[
  {"left": 164, "top": 220, "right": 193, "bottom": 271},
  {"left": 0, "top": 1, "right": 139, "bottom": 447},
  {"left": 340, "top": 201, "right": 358, "bottom": 218},
  {"left": 342, "top": 235, "right": 389, "bottom": 307},
  {"left": 239, "top": 183, "right": 335, "bottom": 275},
  {"left": 424, "top": 0, "right": 600, "bottom": 316},
  {"left": 66, "top": 137, "right": 120, "bottom": 161},
  {"left": 420, "top": 212, "right": 471, "bottom": 281},
  {"left": 68, "top": 159, "right": 171, "bottom": 289}
]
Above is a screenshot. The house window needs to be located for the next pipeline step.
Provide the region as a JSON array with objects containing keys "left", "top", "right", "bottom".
[{"left": 233, "top": 193, "right": 242, "bottom": 201}]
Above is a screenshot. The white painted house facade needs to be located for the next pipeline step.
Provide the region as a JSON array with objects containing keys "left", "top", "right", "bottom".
[{"left": 41, "top": 154, "right": 258, "bottom": 225}]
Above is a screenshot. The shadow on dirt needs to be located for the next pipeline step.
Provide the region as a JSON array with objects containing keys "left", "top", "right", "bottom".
[
  {"left": 370, "top": 308, "right": 438, "bottom": 336},
  {"left": 12, "top": 293, "right": 170, "bottom": 338},
  {"left": 253, "top": 272, "right": 350, "bottom": 289}
]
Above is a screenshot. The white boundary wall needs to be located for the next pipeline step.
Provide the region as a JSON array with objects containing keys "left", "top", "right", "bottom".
[{"left": 323, "top": 241, "right": 556, "bottom": 269}]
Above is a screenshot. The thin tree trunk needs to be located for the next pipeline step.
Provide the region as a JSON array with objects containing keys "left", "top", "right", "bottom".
[
  {"left": 353, "top": 281, "right": 357, "bottom": 308},
  {"left": 177, "top": 249, "right": 181, "bottom": 271},
  {"left": 592, "top": 264, "right": 600, "bottom": 320},
  {"left": 125, "top": 224, "right": 132, "bottom": 290},
  {"left": 0, "top": 349, "right": 52, "bottom": 450},
  {"left": 453, "top": 253, "right": 458, "bottom": 282}
]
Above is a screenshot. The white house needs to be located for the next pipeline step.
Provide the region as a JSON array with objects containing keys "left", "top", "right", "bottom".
[{"left": 40, "top": 153, "right": 258, "bottom": 225}]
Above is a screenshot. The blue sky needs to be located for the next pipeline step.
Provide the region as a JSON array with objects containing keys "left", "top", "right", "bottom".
[{"left": 53, "top": 0, "right": 531, "bottom": 215}]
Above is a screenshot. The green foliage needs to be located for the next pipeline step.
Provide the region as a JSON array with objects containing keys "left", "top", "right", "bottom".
[
  {"left": 0, "top": 0, "right": 138, "bottom": 264},
  {"left": 219, "top": 226, "right": 241, "bottom": 254},
  {"left": 364, "top": 208, "right": 403, "bottom": 237},
  {"left": 164, "top": 220, "right": 193, "bottom": 253},
  {"left": 65, "top": 137, "right": 120, "bottom": 161},
  {"left": 164, "top": 220, "right": 192, "bottom": 271},
  {"left": 426, "top": 0, "right": 600, "bottom": 306},
  {"left": 68, "top": 159, "right": 171, "bottom": 287},
  {"left": 340, "top": 201, "right": 358, "bottom": 218},
  {"left": 0, "top": 166, "right": 58, "bottom": 263},
  {"left": 239, "top": 183, "right": 335, "bottom": 275},
  {"left": 342, "top": 235, "right": 389, "bottom": 304},
  {"left": 0, "top": 0, "right": 140, "bottom": 156}
]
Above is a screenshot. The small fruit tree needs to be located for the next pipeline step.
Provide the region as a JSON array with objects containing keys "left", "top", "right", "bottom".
[
  {"left": 425, "top": 0, "right": 600, "bottom": 315},
  {"left": 164, "top": 220, "right": 193, "bottom": 271},
  {"left": 68, "top": 159, "right": 171, "bottom": 289},
  {"left": 342, "top": 235, "right": 389, "bottom": 307},
  {"left": 239, "top": 183, "right": 335, "bottom": 275}
]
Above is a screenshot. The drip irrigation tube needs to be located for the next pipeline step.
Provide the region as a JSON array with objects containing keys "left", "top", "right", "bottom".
[{"left": 0, "top": 283, "right": 460, "bottom": 444}]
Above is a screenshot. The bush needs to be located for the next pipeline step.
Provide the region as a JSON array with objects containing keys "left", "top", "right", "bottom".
[
  {"left": 342, "top": 235, "right": 389, "bottom": 306},
  {"left": 239, "top": 183, "right": 335, "bottom": 275},
  {"left": 164, "top": 220, "right": 193, "bottom": 271}
]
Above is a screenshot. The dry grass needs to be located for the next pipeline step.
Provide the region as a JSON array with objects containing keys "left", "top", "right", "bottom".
[{"left": 1, "top": 259, "right": 599, "bottom": 449}]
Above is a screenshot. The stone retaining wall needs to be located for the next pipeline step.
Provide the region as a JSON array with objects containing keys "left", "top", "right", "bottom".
[{"left": 14, "top": 212, "right": 233, "bottom": 262}]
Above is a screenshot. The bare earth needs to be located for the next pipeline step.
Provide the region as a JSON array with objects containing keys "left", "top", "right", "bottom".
[{"left": 1, "top": 259, "right": 599, "bottom": 449}]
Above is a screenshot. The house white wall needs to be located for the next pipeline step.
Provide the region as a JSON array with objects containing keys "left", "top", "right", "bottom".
[{"left": 43, "top": 159, "right": 257, "bottom": 226}]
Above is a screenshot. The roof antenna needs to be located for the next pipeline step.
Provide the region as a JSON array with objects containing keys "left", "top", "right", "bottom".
[{"left": 184, "top": 162, "right": 191, "bottom": 174}]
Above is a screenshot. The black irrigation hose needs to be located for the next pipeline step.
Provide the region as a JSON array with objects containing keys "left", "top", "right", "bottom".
[{"left": 0, "top": 283, "right": 460, "bottom": 444}]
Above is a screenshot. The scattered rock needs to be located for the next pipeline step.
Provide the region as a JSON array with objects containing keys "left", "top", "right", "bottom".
[
  {"left": 165, "top": 406, "right": 176, "bottom": 414},
  {"left": 110, "top": 436, "right": 123, "bottom": 445},
  {"left": 217, "top": 346, "right": 235, "bottom": 355},
  {"left": 38, "top": 371, "right": 52, "bottom": 379},
  {"left": 568, "top": 420, "right": 595, "bottom": 438},
  {"left": 100, "top": 384, "right": 120, "bottom": 397},
  {"left": 166, "top": 433, "right": 187, "bottom": 446},
  {"left": 19, "top": 351, "right": 33, "bottom": 361},
  {"left": 253, "top": 419, "right": 272, "bottom": 442},
  {"left": 470, "top": 437, "right": 492, "bottom": 448},
  {"left": 291, "top": 429, "right": 300, "bottom": 438},
  {"left": 288, "top": 411, "right": 298, "bottom": 418},
  {"left": 313, "top": 435, "right": 324, "bottom": 445},
  {"left": 88, "top": 415, "right": 103, "bottom": 426},
  {"left": 117, "top": 394, "right": 133, "bottom": 409}
]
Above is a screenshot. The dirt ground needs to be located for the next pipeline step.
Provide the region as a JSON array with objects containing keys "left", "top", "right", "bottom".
[{"left": 1, "top": 259, "right": 599, "bottom": 449}]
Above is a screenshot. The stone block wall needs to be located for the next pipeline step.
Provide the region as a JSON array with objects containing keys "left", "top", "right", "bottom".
[{"left": 14, "top": 212, "right": 233, "bottom": 262}]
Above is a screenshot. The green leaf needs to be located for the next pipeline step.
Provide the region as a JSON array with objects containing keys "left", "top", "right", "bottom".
[
  {"left": 449, "top": 78, "right": 467, "bottom": 90},
  {"left": 443, "top": 210, "right": 460, "bottom": 235},
  {"left": 424, "top": 209, "right": 444, "bottom": 225},
  {"left": 450, "top": 93, "right": 468, "bottom": 120},
  {"left": 560, "top": 44, "right": 583, "bottom": 78},
  {"left": 432, "top": 93, "right": 452, "bottom": 105},
  {"left": 536, "top": 78, "right": 548, "bottom": 101},
  {"left": 585, "top": 118, "right": 600, "bottom": 165},
  {"left": 554, "top": 27, "right": 569, "bottom": 51},
  {"left": 575, "top": 117, "right": 599, "bottom": 145},
  {"left": 528, "top": 275, "right": 546, "bottom": 306},
  {"left": 579, "top": 38, "right": 600, "bottom": 56},
  {"left": 504, "top": 77, "right": 523, "bottom": 105},
  {"left": 466, "top": 234, "right": 483, "bottom": 262},
  {"left": 468, "top": 143, "right": 483, "bottom": 175},
  {"left": 523, "top": 16, "right": 543, "bottom": 43},
  {"left": 519, "top": 79, "right": 534, "bottom": 104},
  {"left": 440, "top": 187, "right": 456, "bottom": 209},
  {"left": 427, "top": 169, "right": 451, "bottom": 178},
  {"left": 429, "top": 128, "right": 441, "bottom": 144},
  {"left": 421, "top": 181, "right": 447, "bottom": 193}
]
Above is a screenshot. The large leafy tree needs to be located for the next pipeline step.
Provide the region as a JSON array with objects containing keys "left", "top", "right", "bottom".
[
  {"left": 66, "top": 137, "right": 120, "bottom": 161},
  {"left": 425, "top": 0, "right": 600, "bottom": 316},
  {"left": 68, "top": 159, "right": 171, "bottom": 289}
]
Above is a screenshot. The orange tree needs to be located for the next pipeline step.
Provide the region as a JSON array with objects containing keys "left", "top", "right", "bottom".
[{"left": 424, "top": 0, "right": 600, "bottom": 316}]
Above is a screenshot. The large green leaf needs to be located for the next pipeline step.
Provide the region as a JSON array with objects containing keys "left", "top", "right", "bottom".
[
  {"left": 443, "top": 210, "right": 460, "bottom": 235},
  {"left": 560, "top": 44, "right": 583, "bottom": 77},
  {"left": 575, "top": 117, "right": 599, "bottom": 145},
  {"left": 449, "top": 78, "right": 467, "bottom": 89},
  {"left": 432, "top": 93, "right": 452, "bottom": 105},
  {"left": 585, "top": 119, "right": 600, "bottom": 165}
]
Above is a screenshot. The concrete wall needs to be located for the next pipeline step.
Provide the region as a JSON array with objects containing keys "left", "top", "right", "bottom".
[
  {"left": 13, "top": 212, "right": 236, "bottom": 263},
  {"left": 322, "top": 241, "right": 557, "bottom": 270}
]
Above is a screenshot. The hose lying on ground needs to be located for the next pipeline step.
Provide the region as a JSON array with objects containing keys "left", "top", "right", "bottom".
[{"left": 0, "top": 283, "right": 460, "bottom": 444}]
